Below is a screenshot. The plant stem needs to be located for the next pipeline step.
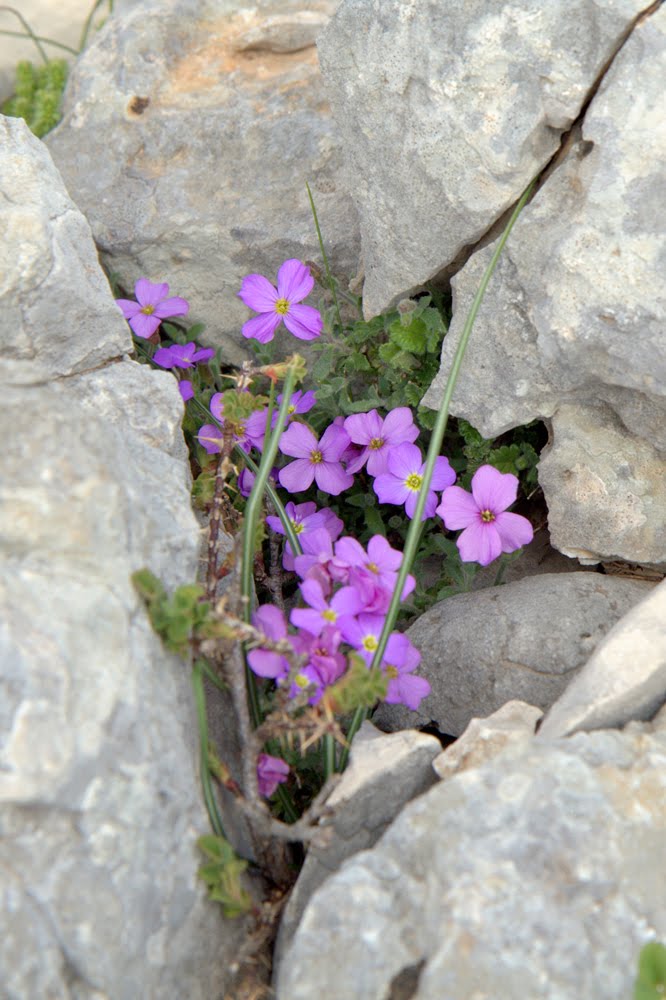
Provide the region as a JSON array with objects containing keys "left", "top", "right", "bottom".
[
  {"left": 306, "top": 180, "right": 343, "bottom": 333},
  {"left": 192, "top": 659, "right": 226, "bottom": 837},
  {"left": 337, "top": 707, "right": 367, "bottom": 771},
  {"left": 0, "top": 7, "right": 49, "bottom": 63},
  {"left": 240, "top": 366, "right": 298, "bottom": 728},
  {"left": 323, "top": 732, "right": 337, "bottom": 779},
  {"left": 0, "top": 29, "right": 78, "bottom": 55},
  {"left": 367, "top": 181, "right": 537, "bottom": 685},
  {"left": 78, "top": 0, "right": 108, "bottom": 51}
]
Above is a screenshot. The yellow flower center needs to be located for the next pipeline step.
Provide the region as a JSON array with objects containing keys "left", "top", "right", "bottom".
[
  {"left": 481, "top": 509, "right": 495, "bottom": 523},
  {"left": 362, "top": 636, "right": 378, "bottom": 652},
  {"left": 287, "top": 404, "right": 296, "bottom": 414},
  {"left": 369, "top": 437, "right": 384, "bottom": 450},
  {"left": 291, "top": 520, "right": 304, "bottom": 534},
  {"left": 310, "top": 450, "right": 323, "bottom": 465},
  {"left": 405, "top": 473, "right": 423, "bottom": 492},
  {"left": 366, "top": 561, "right": 379, "bottom": 574},
  {"left": 385, "top": 664, "right": 398, "bottom": 679},
  {"left": 140, "top": 304, "right": 155, "bottom": 315},
  {"left": 275, "top": 298, "right": 290, "bottom": 315},
  {"left": 322, "top": 609, "right": 337, "bottom": 623},
  {"left": 295, "top": 673, "right": 309, "bottom": 689}
]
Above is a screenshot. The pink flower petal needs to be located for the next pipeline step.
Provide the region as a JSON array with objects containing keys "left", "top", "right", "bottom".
[
  {"left": 387, "top": 443, "right": 422, "bottom": 481},
  {"left": 471, "top": 465, "right": 519, "bottom": 516},
  {"left": 153, "top": 296, "right": 190, "bottom": 318},
  {"left": 405, "top": 489, "right": 437, "bottom": 520},
  {"left": 276, "top": 259, "right": 314, "bottom": 303},
  {"left": 283, "top": 304, "right": 323, "bottom": 341},
  {"left": 386, "top": 672, "right": 431, "bottom": 710},
  {"left": 129, "top": 313, "right": 161, "bottom": 338},
  {"left": 430, "top": 456, "right": 456, "bottom": 491},
  {"left": 279, "top": 422, "right": 318, "bottom": 459},
  {"left": 495, "top": 511, "right": 534, "bottom": 553},
  {"left": 436, "top": 486, "right": 480, "bottom": 530},
  {"left": 238, "top": 273, "right": 278, "bottom": 312},
  {"left": 319, "top": 423, "right": 351, "bottom": 461},
  {"left": 382, "top": 407, "right": 419, "bottom": 444},
  {"left": 457, "top": 522, "right": 503, "bottom": 566},
  {"left": 135, "top": 279, "right": 169, "bottom": 306},
  {"left": 299, "top": 578, "right": 328, "bottom": 611},
  {"left": 241, "top": 311, "right": 282, "bottom": 343},
  {"left": 314, "top": 462, "right": 353, "bottom": 495},
  {"left": 116, "top": 298, "right": 141, "bottom": 319},
  {"left": 344, "top": 410, "right": 383, "bottom": 446},
  {"left": 279, "top": 459, "right": 316, "bottom": 493},
  {"left": 373, "top": 474, "right": 410, "bottom": 507}
]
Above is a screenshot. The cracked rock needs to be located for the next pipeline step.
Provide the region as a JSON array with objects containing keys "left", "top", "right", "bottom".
[
  {"left": 374, "top": 573, "right": 654, "bottom": 737},
  {"left": 317, "top": 0, "right": 647, "bottom": 317},
  {"left": 0, "top": 117, "right": 246, "bottom": 999},
  {"left": 46, "top": 0, "right": 359, "bottom": 363},
  {"left": 277, "top": 708, "right": 666, "bottom": 1000},
  {"left": 424, "top": 3, "right": 666, "bottom": 565},
  {"left": 538, "top": 576, "right": 666, "bottom": 739},
  {"left": 274, "top": 722, "right": 440, "bottom": 965}
]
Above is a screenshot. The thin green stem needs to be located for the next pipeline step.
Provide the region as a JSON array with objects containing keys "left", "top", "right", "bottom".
[
  {"left": 337, "top": 707, "right": 368, "bottom": 771},
  {"left": 0, "top": 29, "right": 78, "bottom": 55},
  {"left": 0, "top": 7, "right": 49, "bottom": 63},
  {"left": 240, "top": 367, "right": 298, "bottom": 728},
  {"left": 78, "top": 0, "right": 108, "bottom": 52},
  {"left": 368, "top": 181, "right": 537, "bottom": 682},
  {"left": 234, "top": 446, "right": 303, "bottom": 558},
  {"left": 323, "top": 733, "right": 337, "bottom": 779},
  {"left": 200, "top": 658, "right": 228, "bottom": 694},
  {"left": 306, "top": 180, "right": 343, "bottom": 332},
  {"left": 275, "top": 784, "right": 299, "bottom": 823},
  {"left": 192, "top": 660, "right": 226, "bottom": 837}
]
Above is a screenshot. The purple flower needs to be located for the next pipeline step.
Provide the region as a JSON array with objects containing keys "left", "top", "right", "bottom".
[
  {"left": 237, "top": 465, "right": 278, "bottom": 499},
  {"left": 382, "top": 633, "right": 430, "bottom": 710},
  {"left": 334, "top": 535, "right": 415, "bottom": 599},
  {"left": 339, "top": 613, "right": 387, "bottom": 664},
  {"left": 278, "top": 422, "right": 354, "bottom": 496},
  {"left": 344, "top": 408, "right": 420, "bottom": 476},
  {"left": 373, "top": 443, "right": 456, "bottom": 519},
  {"left": 153, "top": 342, "right": 214, "bottom": 369},
  {"left": 257, "top": 753, "right": 290, "bottom": 798},
  {"left": 238, "top": 259, "right": 323, "bottom": 343},
  {"left": 178, "top": 380, "right": 194, "bottom": 402},
  {"left": 291, "top": 626, "right": 347, "bottom": 702},
  {"left": 278, "top": 389, "right": 317, "bottom": 418},
  {"left": 290, "top": 578, "right": 364, "bottom": 637},
  {"left": 197, "top": 424, "right": 225, "bottom": 454},
  {"left": 116, "top": 278, "right": 189, "bottom": 339},
  {"left": 247, "top": 605, "right": 292, "bottom": 680},
  {"left": 209, "top": 394, "right": 252, "bottom": 450},
  {"left": 436, "top": 465, "right": 534, "bottom": 566},
  {"left": 266, "top": 502, "right": 343, "bottom": 571}
]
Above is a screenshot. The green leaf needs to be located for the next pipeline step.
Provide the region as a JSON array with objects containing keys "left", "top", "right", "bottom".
[
  {"left": 635, "top": 943, "right": 666, "bottom": 1000},
  {"left": 388, "top": 316, "right": 428, "bottom": 354},
  {"left": 196, "top": 835, "right": 253, "bottom": 918}
]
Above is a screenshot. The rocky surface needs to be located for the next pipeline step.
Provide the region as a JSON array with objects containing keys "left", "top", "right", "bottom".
[
  {"left": 539, "top": 577, "right": 666, "bottom": 739},
  {"left": 276, "top": 706, "right": 666, "bottom": 1000},
  {"left": 318, "top": 0, "right": 648, "bottom": 318},
  {"left": 433, "top": 700, "right": 542, "bottom": 781},
  {"left": 0, "top": 116, "right": 245, "bottom": 998},
  {"left": 46, "top": 0, "right": 360, "bottom": 364},
  {"left": 275, "top": 722, "right": 440, "bottom": 962},
  {"left": 375, "top": 572, "right": 654, "bottom": 737},
  {"left": 424, "top": 5, "right": 666, "bottom": 565}
]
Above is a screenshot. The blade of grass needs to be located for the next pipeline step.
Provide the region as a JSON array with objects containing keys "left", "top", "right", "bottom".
[
  {"left": 306, "top": 180, "right": 343, "bottom": 332},
  {"left": 341, "top": 178, "right": 537, "bottom": 767},
  {"left": 0, "top": 6, "right": 49, "bottom": 63}
]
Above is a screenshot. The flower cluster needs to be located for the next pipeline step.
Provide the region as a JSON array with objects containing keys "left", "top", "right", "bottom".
[{"left": 117, "top": 264, "right": 535, "bottom": 801}]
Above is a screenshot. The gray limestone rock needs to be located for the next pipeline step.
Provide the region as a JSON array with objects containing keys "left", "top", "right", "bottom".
[
  {"left": 432, "top": 700, "right": 543, "bottom": 781},
  {"left": 424, "top": 7, "right": 666, "bottom": 564},
  {"left": 317, "top": 0, "right": 646, "bottom": 318},
  {"left": 539, "top": 577, "right": 666, "bottom": 739},
  {"left": 275, "top": 722, "right": 440, "bottom": 963},
  {"left": 0, "top": 117, "right": 246, "bottom": 998},
  {"left": 277, "top": 711, "right": 666, "bottom": 999},
  {"left": 374, "top": 573, "right": 653, "bottom": 737},
  {"left": 539, "top": 404, "right": 666, "bottom": 565},
  {"left": 46, "top": 0, "right": 360, "bottom": 364}
]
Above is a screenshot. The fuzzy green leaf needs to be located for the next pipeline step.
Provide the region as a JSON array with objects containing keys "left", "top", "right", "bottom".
[{"left": 635, "top": 943, "right": 666, "bottom": 1000}]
